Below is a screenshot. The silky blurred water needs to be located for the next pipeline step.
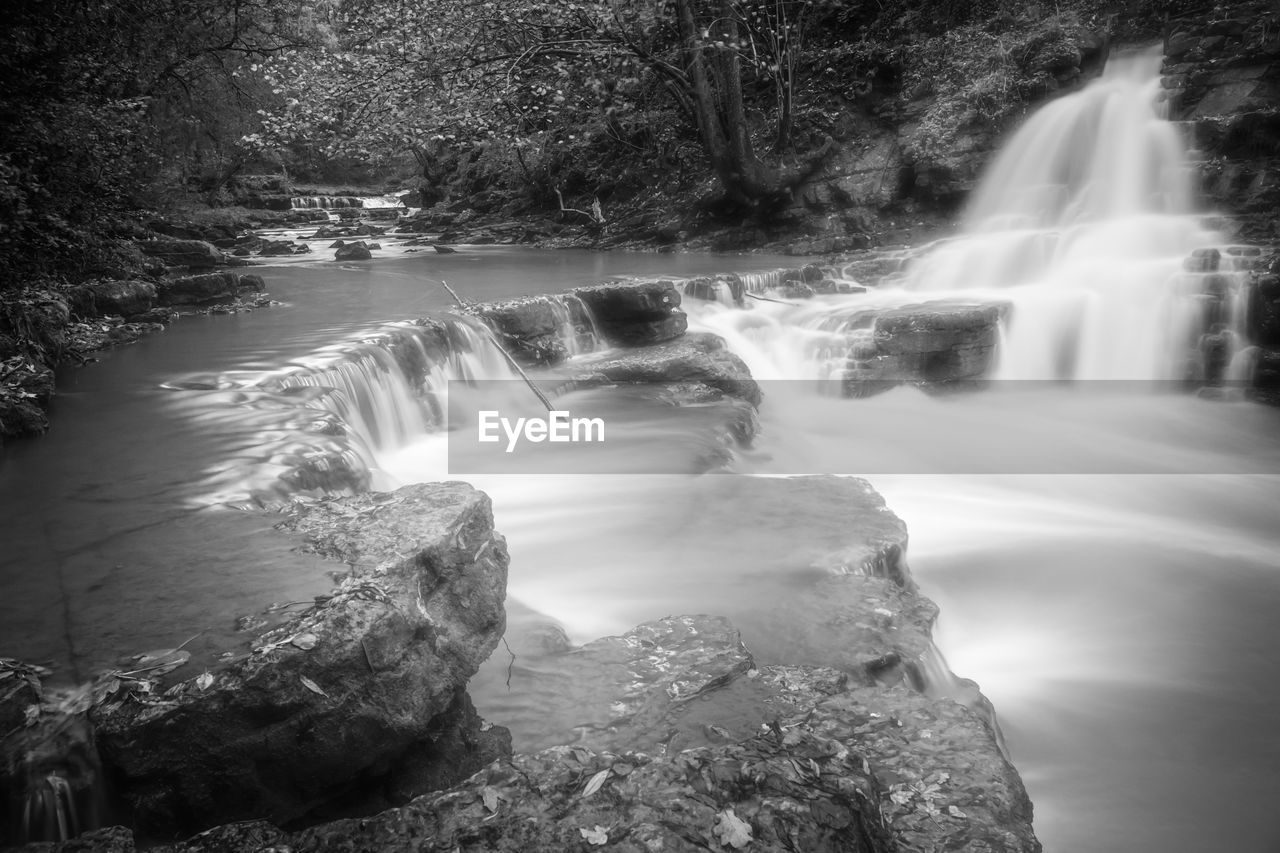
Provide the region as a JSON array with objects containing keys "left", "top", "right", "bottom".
[
  {"left": 0, "top": 248, "right": 801, "bottom": 678},
  {"left": 4, "top": 47, "right": 1279, "bottom": 852}
]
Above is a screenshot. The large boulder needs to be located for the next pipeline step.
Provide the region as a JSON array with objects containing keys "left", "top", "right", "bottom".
[
  {"left": 470, "top": 295, "right": 597, "bottom": 365},
  {"left": 845, "top": 302, "right": 1002, "bottom": 395},
  {"left": 136, "top": 239, "right": 225, "bottom": 269},
  {"left": 67, "top": 280, "right": 157, "bottom": 319},
  {"left": 572, "top": 280, "right": 688, "bottom": 346},
  {"left": 575, "top": 332, "right": 761, "bottom": 407},
  {"left": 334, "top": 243, "right": 373, "bottom": 261},
  {"left": 156, "top": 272, "right": 243, "bottom": 306},
  {"left": 91, "top": 482, "right": 510, "bottom": 838}
]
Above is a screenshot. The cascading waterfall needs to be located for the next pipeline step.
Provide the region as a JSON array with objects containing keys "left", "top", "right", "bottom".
[
  {"left": 690, "top": 48, "right": 1251, "bottom": 386},
  {"left": 5, "top": 713, "right": 104, "bottom": 846},
  {"left": 289, "top": 196, "right": 365, "bottom": 209},
  {"left": 904, "top": 47, "right": 1240, "bottom": 381},
  {"left": 165, "top": 317, "right": 519, "bottom": 505},
  {"left": 547, "top": 294, "right": 601, "bottom": 356},
  {"left": 737, "top": 270, "right": 786, "bottom": 294}
]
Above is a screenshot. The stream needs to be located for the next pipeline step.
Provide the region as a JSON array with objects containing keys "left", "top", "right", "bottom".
[{"left": 3, "top": 48, "right": 1280, "bottom": 853}]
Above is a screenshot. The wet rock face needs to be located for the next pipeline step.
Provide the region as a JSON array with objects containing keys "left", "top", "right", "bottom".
[
  {"left": 1248, "top": 273, "right": 1280, "bottom": 346},
  {"left": 66, "top": 281, "right": 157, "bottom": 319},
  {"left": 470, "top": 295, "right": 596, "bottom": 365},
  {"left": 139, "top": 613, "right": 1033, "bottom": 853},
  {"left": 91, "top": 483, "right": 510, "bottom": 838},
  {"left": 135, "top": 239, "right": 226, "bottom": 269},
  {"left": 572, "top": 280, "right": 688, "bottom": 346},
  {"left": 333, "top": 243, "right": 373, "bottom": 261},
  {"left": 845, "top": 303, "right": 1002, "bottom": 395},
  {"left": 576, "top": 332, "right": 762, "bottom": 407},
  {"left": 156, "top": 272, "right": 261, "bottom": 306},
  {"left": 810, "top": 687, "right": 1038, "bottom": 853},
  {"left": 1164, "top": 2, "right": 1280, "bottom": 242},
  {"left": 166, "top": 728, "right": 892, "bottom": 853}
]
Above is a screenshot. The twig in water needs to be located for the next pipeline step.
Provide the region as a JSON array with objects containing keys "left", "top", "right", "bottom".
[
  {"left": 172, "top": 631, "right": 203, "bottom": 652},
  {"left": 502, "top": 635, "right": 516, "bottom": 690},
  {"left": 745, "top": 292, "right": 798, "bottom": 306},
  {"left": 439, "top": 279, "right": 468, "bottom": 306}
]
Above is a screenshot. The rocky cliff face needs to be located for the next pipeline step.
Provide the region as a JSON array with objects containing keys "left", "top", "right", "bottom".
[
  {"left": 1164, "top": 0, "right": 1280, "bottom": 244},
  {"left": 1160, "top": 1, "right": 1280, "bottom": 397}
]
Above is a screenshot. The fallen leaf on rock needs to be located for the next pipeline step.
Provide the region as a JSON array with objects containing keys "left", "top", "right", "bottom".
[
  {"left": 481, "top": 787, "right": 500, "bottom": 813},
  {"left": 579, "top": 826, "right": 608, "bottom": 846},
  {"left": 948, "top": 805, "right": 967, "bottom": 819},
  {"left": 582, "top": 768, "right": 610, "bottom": 798},
  {"left": 714, "top": 809, "right": 753, "bottom": 849},
  {"left": 291, "top": 632, "right": 318, "bottom": 650},
  {"left": 127, "top": 649, "right": 190, "bottom": 676},
  {"left": 300, "top": 675, "right": 329, "bottom": 698},
  {"left": 195, "top": 671, "right": 214, "bottom": 691}
]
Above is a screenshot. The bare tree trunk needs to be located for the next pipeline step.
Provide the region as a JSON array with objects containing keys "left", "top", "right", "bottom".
[{"left": 675, "top": 0, "right": 776, "bottom": 207}]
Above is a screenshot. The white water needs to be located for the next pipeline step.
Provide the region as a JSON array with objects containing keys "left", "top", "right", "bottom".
[{"left": 377, "top": 49, "right": 1280, "bottom": 853}]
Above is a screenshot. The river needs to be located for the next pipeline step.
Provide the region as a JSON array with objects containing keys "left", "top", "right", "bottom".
[{"left": 4, "top": 49, "right": 1280, "bottom": 853}]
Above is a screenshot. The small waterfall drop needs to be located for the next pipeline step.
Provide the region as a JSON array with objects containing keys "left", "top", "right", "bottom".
[
  {"left": 4, "top": 712, "right": 105, "bottom": 846},
  {"left": 165, "top": 317, "right": 519, "bottom": 505},
  {"left": 289, "top": 196, "right": 364, "bottom": 209}
]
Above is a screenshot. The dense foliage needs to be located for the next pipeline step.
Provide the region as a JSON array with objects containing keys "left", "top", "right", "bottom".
[
  {"left": 0, "top": 0, "right": 305, "bottom": 287},
  {"left": 0, "top": 0, "right": 1195, "bottom": 288}
]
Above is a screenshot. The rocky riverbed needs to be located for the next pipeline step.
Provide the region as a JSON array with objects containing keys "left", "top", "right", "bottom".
[
  {"left": 2, "top": 275, "right": 1042, "bottom": 851},
  {"left": 3, "top": 474, "right": 1038, "bottom": 853}
]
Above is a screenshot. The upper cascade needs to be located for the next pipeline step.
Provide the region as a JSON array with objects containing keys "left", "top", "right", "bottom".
[
  {"left": 963, "top": 48, "right": 1194, "bottom": 231},
  {"left": 889, "top": 46, "right": 1241, "bottom": 381}
]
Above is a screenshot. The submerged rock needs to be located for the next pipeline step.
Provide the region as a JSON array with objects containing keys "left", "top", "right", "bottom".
[{"left": 91, "top": 482, "right": 510, "bottom": 838}]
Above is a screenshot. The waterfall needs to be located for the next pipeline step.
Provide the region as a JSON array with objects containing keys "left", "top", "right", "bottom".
[
  {"left": 688, "top": 47, "right": 1252, "bottom": 387},
  {"left": 737, "top": 270, "right": 786, "bottom": 294},
  {"left": 549, "top": 294, "right": 601, "bottom": 356},
  {"left": 167, "top": 317, "right": 518, "bottom": 506},
  {"left": 289, "top": 196, "right": 365, "bottom": 209},
  {"left": 5, "top": 713, "right": 105, "bottom": 846},
  {"left": 901, "top": 47, "right": 1242, "bottom": 381}
]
